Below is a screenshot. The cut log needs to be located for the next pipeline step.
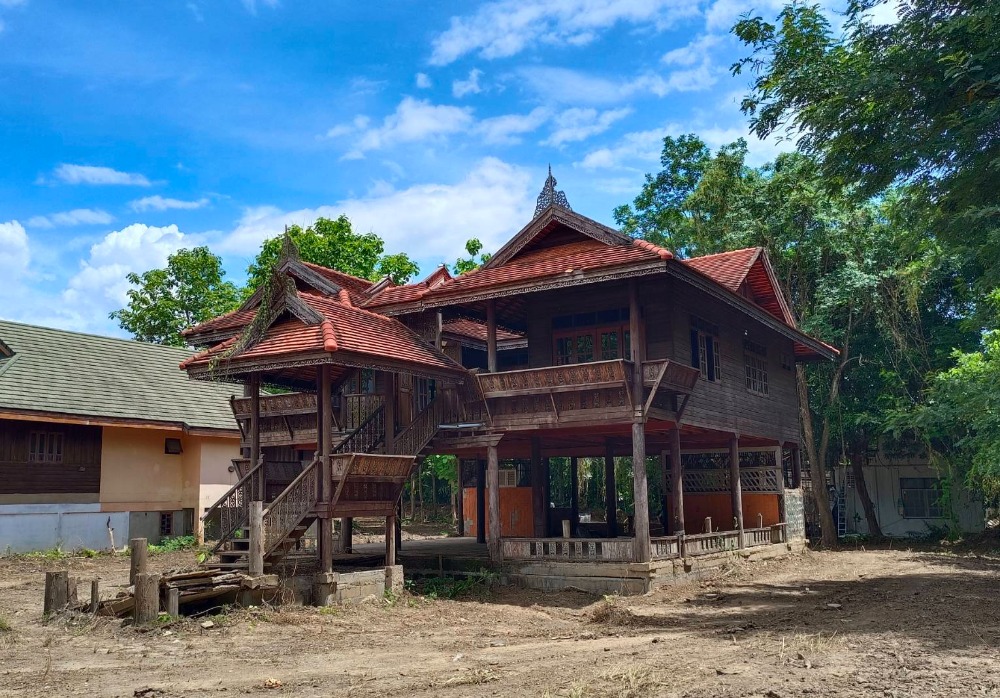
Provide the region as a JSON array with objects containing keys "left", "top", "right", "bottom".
[
  {"left": 134, "top": 573, "right": 160, "bottom": 624},
  {"left": 43, "top": 570, "right": 69, "bottom": 616},
  {"left": 129, "top": 538, "right": 148, "bottom": 585}
]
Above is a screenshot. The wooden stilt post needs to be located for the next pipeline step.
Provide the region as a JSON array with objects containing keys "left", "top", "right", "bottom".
[
  {"left": 89, "top": 579, "right": 100, "bottom": 614},
  {"left": 319, "top": 364, "right": 334, "bottom": 574},
  {"left": 570, "top": 456, "right": 580, "bottom": 537},
  {"left": 249, "top": 373, "right": 263, "bottom": 501},
  {"left": 542, "top": 456, "right": 551, "bottom": 537},
  {"left": 487, "top": 444, "right": 501, "bottom": 561},
  {"left": 129, "top": 538, "right": 147, "bottom": 586},
  {"left": 476, "top": 459, "right": 487, "bottom": 544},
  {"left": 133, "top": 573, "right": 160, "bottom": 624},
  {"left": 604, "top": 440, "right": 617, "bottom": 538},
  {"left": 629, "top": 279, "right": 651, "bottom": 563},
  {"left": 486, "top": 299, "right": 498, "bottom": 373},
  {"left": 659, "top": 450, "right": 669, "bottom": 533},
  {"left": 43, "top": 570, "right": 68, "bottom": 616},
  {"left": 671, "top": 427, "right": 684, "bottom": 534},
  {"left": 385, "top": 515, "right": 396, "bottom": 566},
  {"left": 730, "top": 433, "right": 744, "bottom": 547},
  {"left": 531, "top": 438, "right": 545, "bottom": 537},
  {"left": 249, "top": 500, "right": 264, "bottom": 577}
]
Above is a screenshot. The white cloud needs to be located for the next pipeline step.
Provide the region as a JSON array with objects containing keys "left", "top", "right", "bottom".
[
  {"left": 543, "top": 107, "right": 632, "bottom": 146},
  {"left": 452, "top": 68, "right": 484, "bottom": 98},
  {"left": 345, "top": 97, "right": 475, "bottom": 158},
  {"left": 63, "top": 223, "right": 188, "bottom": 323},
  {"left": 241, "top": 0, "right": 279, "bottom": 15},
  {"left": 325, "top": 115, "right": 370, "bottom": 139},
  {"left": 576, "top": 125, "right": 669, "bottom": 169},
  {"left": 476, "top": 107, "right": 552, "bottom": 145},
  {"left": 662, "top": 34, "right": 722, "bottom": 66},
  {"left": 517, "top": 66, "right": 695, "bottom": 105},
  {"left": 0, "top": 220, "right": 30, "bottom": 277},
  {"left": 429, "top": 0, "right": 699, "bottom": 65},
  {"left": 704, "top": 0, "right": 784, "bottom": 32},
  {"left": 26, "top": 209, "right": 115, "bottom": 229},
  {"left": 52, "top": 164, "right": 152, "bottom": 187},
  {"left": 130, "top": 195, "right": 210, "bottom": 212},
  {"left": 219, "top": 158, "right": 534, "bottom": 264},
  {"left": 415, "top": 72, "right": 432, "bottom": 89}
]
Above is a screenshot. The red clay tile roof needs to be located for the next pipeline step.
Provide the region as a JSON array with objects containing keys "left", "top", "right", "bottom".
[
  {"left": 362, "top": 266, "right": 452, "bottom": 310},
  {"left": 181, "top": 306, "right": 257, "bottom": 339},
  {"left": 384, "top": 239, "right": 667, "bottom": 305},
  {"left": 301, "top": 262, "right": 374, "bottom": 305},
  {"left": 682, "top": 247, "right": 760, "bottom": 293},
  {"left": 182, "top": 291, "right": 466, "bottom": 377},
  {"left": 442, "top": 318, "right": 523, "bottom": 343}
]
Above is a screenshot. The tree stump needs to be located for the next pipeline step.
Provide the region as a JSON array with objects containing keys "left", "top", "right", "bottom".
[
  {"left": 166, "top": 587, "right": 179, "bottom": 617},
  {"left": 134, "top": 573, "right": 160, "bottom": 624},
  {"left": 43, "top": 571, "right": 69, "bottom": 616},
  {"left": 89, "top": 579, "right": 100, "bottom": 614},
  {"left": 129, "top": 538, "right": 148, "bottom": 585}
]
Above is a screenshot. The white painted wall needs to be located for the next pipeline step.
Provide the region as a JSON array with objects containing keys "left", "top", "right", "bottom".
[
  {"left": 0, "top": 503, "right": 129, "bottom": 553},
  {"left": 835, "top": 464, "right": 984, "bottom": 538}
]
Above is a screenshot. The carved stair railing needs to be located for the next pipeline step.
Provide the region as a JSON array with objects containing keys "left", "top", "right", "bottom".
[
  {"left": 261, "top": 457, "right": 321, "bottom": 555},
  {"left": 393, "top": 397, "right": 445, "bottom": 456},
  {"left": 334, "top": 403, "right": 386, "bottom": 454},
  {"left": 202, "top": 458, "right": 264, "bottom": 554}
]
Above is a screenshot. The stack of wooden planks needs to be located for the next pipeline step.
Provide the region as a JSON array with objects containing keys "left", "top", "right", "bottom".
[{"left": 97, "top": 567, "right": 261, "bottom": 618}]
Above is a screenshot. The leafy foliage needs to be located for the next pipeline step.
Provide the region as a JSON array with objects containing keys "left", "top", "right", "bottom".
[
  {"left": 245, "top": 215, "right": 419, "bottom": 293},
  {"left": 452, "top": 238, "right": 492, "bottom": 275},
  {"left": 110, "top": 246, "right": 240, "bottom": 346}
]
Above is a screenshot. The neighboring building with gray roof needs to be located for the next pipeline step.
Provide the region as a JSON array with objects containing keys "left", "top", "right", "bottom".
[{"left": 0, "top": 320, "right": 242, "bottom": 552}]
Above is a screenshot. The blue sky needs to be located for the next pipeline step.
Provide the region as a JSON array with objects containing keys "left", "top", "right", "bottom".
[{"left": 0, "top": 0, "right": 893, "bottom": 337}]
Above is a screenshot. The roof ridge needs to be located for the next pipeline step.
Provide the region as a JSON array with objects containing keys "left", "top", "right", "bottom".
[
  {"left": 321, "top": 319, "right": 339, "bottom": 352},
  {"left": 684, "top": 246, "right": 761, "bottom": 261},
  {"left": 632, "top": 238, "right": 673, "bottom": 260},
  {"left": 0, "top": 319, "right": 194, "bottom": 354},
  {"left": 300, "top": 260, "right": 374, "bottom": 286}
]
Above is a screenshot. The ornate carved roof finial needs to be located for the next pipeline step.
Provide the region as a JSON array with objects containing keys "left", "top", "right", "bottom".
[
  {"left": 534, "top": 164, "right": 571, "bottom": 217},
  {"left": 279, "top": 225, "right": 300, "bottom": 262}
]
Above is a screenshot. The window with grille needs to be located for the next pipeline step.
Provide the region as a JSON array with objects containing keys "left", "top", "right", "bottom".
[
  {"left": 28, "top": 432, "right": 64, "bottom": 463},
  {"left": 744, "top": 339, "right": 769, "bottom": 395},
  {"left": 689, "top": 317, "right": 721, "bottom": 382},
  {"left": 900, "top": 478, "right": 943, "bottom": 518},
  {"left": 159, "top": 512, "right": 174, "bottom": 536}
]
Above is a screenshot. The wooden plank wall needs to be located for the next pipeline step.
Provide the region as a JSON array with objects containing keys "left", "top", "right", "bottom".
[{"left": 0, "top": 419, "right": 102, "bottom": 495}]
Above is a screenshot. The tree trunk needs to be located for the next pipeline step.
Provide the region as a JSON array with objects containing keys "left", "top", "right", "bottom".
[
  {"left": 796, "top": 366, "right": 837, "bottom": 547},
  {"left": 850, "top": 444, "right": 883, "bottom": 539},
  {"left": 417, "top": 462, "right": 424, "bottom": 522}
]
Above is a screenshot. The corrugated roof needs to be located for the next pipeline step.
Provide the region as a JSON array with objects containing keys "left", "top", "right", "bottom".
[{"left": 0, "top": 320, "right": 240, "bottom": 431}]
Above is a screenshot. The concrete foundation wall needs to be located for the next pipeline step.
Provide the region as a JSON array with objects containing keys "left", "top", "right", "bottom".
[
  {"left": 313, "top": 566, "right": 403, "bottom": 606},
  {"left": 0, "top": 503, "right": 129, "bottom": 553}
]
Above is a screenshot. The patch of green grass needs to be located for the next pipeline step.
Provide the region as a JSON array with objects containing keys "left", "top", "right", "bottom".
[
  {"left": 407, "top": 568, "right": 499, "bottom": 600},
  {"left": 0, "top": 616, "right": 12, "bottom": 632},
  {"left": 23, "top": 548, "right": 69, "bottom": 560},
  {"left": 147, "top": 535, "right": 199, "bottom": 554}
]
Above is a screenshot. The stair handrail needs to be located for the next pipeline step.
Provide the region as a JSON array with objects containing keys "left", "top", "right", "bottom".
[
  {"left": 334, "top": 403, "right": 386, "bottom": 454},
  {"left": 261, "top": 456, "right": 321, "bottom": 555},
  {"left": 394, "top": 397, "right": 445, "bottom": 456},
  {"left": 202, "top": 456, "right": 264, "bottom": 553}
]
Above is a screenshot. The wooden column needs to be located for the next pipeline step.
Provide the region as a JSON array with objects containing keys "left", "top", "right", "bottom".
[
  {"left": 249, "top": 500, "right": 264, "bottom": 576},
  {"left": 134, "top": 573, "right": 160, "bottom": 624},
  {"left": 670, "top": 427, "right": 685, "bottom": 535},
  {"left": 129, "top": 538, "right": 148, "bottom": 585},
  {"left": 384, "top": 371, "right": 397, "bottom": 455},
  {"left": 476, "top": 459, "right": 486, "bottom": 544},
  {"left": 628, "top": 279, "right": 650, "bottom": 562},
  {"left": 385, "top": 514, "right": 396, "bottom": 566},
  {"left": 659, "top": 450, "right": 669, "bottom": 533},
  {"left": 730, "top": 434, "right": 744, "bottom": 546},
  {"left": 456, "top": 459, "right": 466, "bottom": 537},
  {"left": 569, "top": 456, "right": 580, "bottom": 537},
  {"left": 487, "top": 444, "right": 501, "bottom": 561},
  {"left": 604, "top": 441, "right": 617, "bottom": 538},
  {"left": 319, "top": 365, "right": 334, "bottom": 573},
  {"left": 792, "top": 446, "right": 802, "bottom": 488},
  {"left": 249, "top": 373, "right": 262, "bottom": 500},
  {"left": 435, "top": 310, "right": 444, "bottom": 350},
  {"left": 542, "top": 456, "right": 551, "bottom": 536},
  {"left": 530, "top": 438, "right": 546, "bottom": 537},
  {"left": 486, "top": 299, "right": 498, "bottom": 373}
]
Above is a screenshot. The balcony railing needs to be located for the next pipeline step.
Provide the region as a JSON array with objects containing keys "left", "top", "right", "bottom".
[
  {"left": 500, "top": 537, "right": 635, "bottom": 562},
  {"left": 477, "top": 359, "right": 631, "bottom": 398}
]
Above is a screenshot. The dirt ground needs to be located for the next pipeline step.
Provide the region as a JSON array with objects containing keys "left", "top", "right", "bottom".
[{"left": 2, "top": 544, "right": 1000, "bottom": 698}]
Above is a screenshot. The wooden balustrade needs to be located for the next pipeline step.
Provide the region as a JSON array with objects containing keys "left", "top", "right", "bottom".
[
  {"left": 742, "top": 527, "right": 772, "bottom": 548},
  {"left": 683, "top": 530, "right": 742, "bottom": 557},
  {"left": 650, "top": 536, "right": 681, "bottom": 559},
  {"left": 231, "top": 391, "right": 316, "bottom": 418},
  {"left": 261, "top": 458, "right": 320, "bottom": 554},
  {"left": 201, "top": 459, "right": 264, "bottom": 553},
  {"left": 477, "top": 360, "right": 630, "bottom": 398},
  {"left": 500, "top": 537, "right": 635, "bottom": 562},
  {"left": 394, "top": 398, "right": 444, "bottom": 456},
  {"left": 641, "top": 359, "right": 700, "bottom": 392}
]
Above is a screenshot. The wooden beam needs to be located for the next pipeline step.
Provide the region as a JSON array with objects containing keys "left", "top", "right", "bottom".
[
  {"left": 456, "top": 458, "right": 465, "bottom": 537},
  {"left": 629, "top": 280, "right": 650, "bottom": 563},
  {"left": 530, "top": 437, "right": 545, "bottom": 537},
  {"left": 487, "top": 444, "right": 501, "bottom": 561},
  {"left": 249, "top": 373, "right": 262, "bottom": 500},
  {"left": 476, "top": 459, "right": 486, "bottom": 545},
  {"left": 384, "top": 371, "right": 397, "bottom": 455},
  {"left": 319, "top": 365, "right": 334, "bottom": 574},
  {"left": 385, "top": 514, "right": 396, "bottom": 566},
  {"left": 486, "top": 299, "right": 498, "bottom": 373},
  {"left": 570, "top": 456, "right": 580, "bottom": 537},
  {"left": 670, "top": 427, "right": 684, "bottom": 535},
  {"left": 730, "top": 433, "right": 744, "bottom": 547},
  {"left": 604, "top": 440, "right": 617, "bottom": 538},
  {"left": 249, "top": 501, "right": 264, "bottom": 576}
]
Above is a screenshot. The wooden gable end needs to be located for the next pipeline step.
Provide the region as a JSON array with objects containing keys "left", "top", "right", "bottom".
[{"left": 744, "top": 253, "right": 796, "bottom": 327}]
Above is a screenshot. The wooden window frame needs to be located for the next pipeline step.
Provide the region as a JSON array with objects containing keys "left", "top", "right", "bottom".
[
  {"left": 689, "top": 318, "right": 721, "bottom": 383},
  {"left": 744, "top": 339, "right": 769, "bottom": 396},
  {"left": 552, "top": 323, "right": 631, "bottom": 365},
  {"left": 28, "top": 431, "right": 64, "bottom": 463},
  {"left": 899, "top": 477, "right": 944, "bottom": 519}
]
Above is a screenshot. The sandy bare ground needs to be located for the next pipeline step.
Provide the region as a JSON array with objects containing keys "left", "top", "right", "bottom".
[{"left": 1, "top": 545, "right": 999, "bottom": 697}]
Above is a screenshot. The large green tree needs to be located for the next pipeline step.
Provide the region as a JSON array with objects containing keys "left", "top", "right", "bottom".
[
  {"left": 616, "top": 135, "right": 973, "bottom": 543},
  {"left": 110, "top": 246, "right": 241, "bottom": 347},
  {"left": 245, "top": 215, "right": 418, "bottom": 293}
]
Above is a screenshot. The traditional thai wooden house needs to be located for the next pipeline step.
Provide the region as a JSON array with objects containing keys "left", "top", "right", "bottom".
[{"left": 183, "top": 172, "right": 835, "bottom": 595}]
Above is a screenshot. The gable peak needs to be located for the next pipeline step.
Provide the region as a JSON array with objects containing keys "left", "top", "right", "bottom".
[{"left": 534, "top": 164, "right": 571, "bottom": 217}]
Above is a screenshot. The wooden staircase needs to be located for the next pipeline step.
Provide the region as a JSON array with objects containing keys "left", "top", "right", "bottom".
[{"left": 201, "top": 396, "right": 444, "bottom": 573}]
